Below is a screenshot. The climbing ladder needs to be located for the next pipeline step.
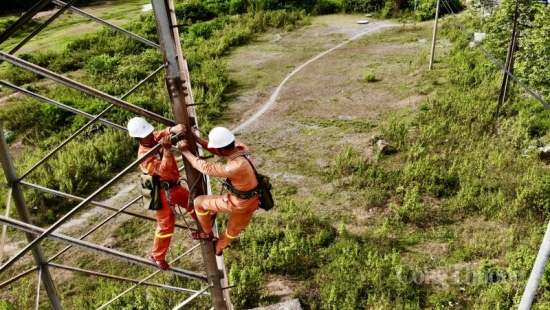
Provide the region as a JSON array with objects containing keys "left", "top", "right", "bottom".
[{"left": 0, "top": 0, "right": 231, "bottom": 309}]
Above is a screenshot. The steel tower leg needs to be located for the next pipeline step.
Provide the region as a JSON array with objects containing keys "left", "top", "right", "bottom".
[
  {"left": 150, "top": 0, "right": 228, "bottom": 309},
  {"left": 0, "top": 124, "right": 63, "bottom": 310}
]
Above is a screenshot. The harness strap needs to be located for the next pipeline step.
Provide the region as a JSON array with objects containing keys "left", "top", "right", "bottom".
[
  {"left": 160, "top": 180, "right": 181, "bottom": 189},
  {"left": 224, "top": 179, "right": 259, "bottom": 199},
  {"left": 223, "top": 152, "right": 259, "bottom": 199}
]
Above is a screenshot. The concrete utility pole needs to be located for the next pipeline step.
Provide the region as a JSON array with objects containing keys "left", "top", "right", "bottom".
[
  {"left": 429, "top": 0, "right": 441, "bottom": 70},
  {"left": 150, "top": 0, "right": 228, "bottom": 309},
  {"left": 0, "top": 125, "right": 63, "bottom": 310},
  {"left": 519, "top": 220, "right": 550, "bottom": 309}
]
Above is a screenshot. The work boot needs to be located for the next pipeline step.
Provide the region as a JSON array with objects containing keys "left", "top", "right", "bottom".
[
  {"left": 149, "top": 255, "right": 170, "bottom": 270},
  {"left": 214, "top": 242, "right": 223, "bottom": 256},
  {"left": 190, "top": 231, "right": 218, "bottom": 242}
]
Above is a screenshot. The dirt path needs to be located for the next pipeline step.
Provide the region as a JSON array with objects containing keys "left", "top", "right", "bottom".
[{"left": 232, "top": 20, "right": 400, "bottom": 133}]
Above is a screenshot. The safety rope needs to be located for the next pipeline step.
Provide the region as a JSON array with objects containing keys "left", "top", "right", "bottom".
[{"left": 163, "top": 178, "right": 195, "bottom": 235}]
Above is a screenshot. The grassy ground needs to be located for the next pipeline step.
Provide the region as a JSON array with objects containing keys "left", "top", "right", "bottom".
[
  {"left": 221, "top": 16, "right": 453, "bottom": 306},
  {"left": 1, "top": 5, "right": 543, "bottom": 309}
]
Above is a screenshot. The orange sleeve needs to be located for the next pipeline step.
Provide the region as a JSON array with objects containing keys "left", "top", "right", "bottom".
[
  {"left": 190, "top": 156, "right": 234, "bottom": 178},
  {"left": 138, "top": 128, "right": 180, "bottom": 180}
]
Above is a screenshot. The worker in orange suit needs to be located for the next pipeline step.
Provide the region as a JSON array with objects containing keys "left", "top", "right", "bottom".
[
  {"left": 127, "top": 117, "right": 194, "bottom": 270},
  {"left": 176, "top": 126, "right": 259, "bottom": 256}
]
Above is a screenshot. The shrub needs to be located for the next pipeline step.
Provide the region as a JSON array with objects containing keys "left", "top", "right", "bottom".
[
  {"left": 174, "top": 0, "right": 217, "bottom": 23},
  {"left": 0, "top": 64, "right": 40, "bottom": 85},
  {"left": 229, "top": 264, "right": 263, "bottom": 308},
  {"left": 312, "top": 0, "right": 342, "bottom": 15},
  {"left": 85, "top": 54, "right": 122, "bottom": 76},
  {"left": 363, "top": 71, "right": 376, "bottom": 82},
  {"left": 0, "top": 99, "right": 42, "bottom": 135},
  {"left": 315, "top": 240, "right": 420, "bottom": 309},
  {"left": 342, "top": 0, "right": 382, "bottom": 13}
]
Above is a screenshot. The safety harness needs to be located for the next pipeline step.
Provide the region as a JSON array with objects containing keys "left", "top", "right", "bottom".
[
  {"left": 140, "top": 140, "right": 194, "bottom": 232},
  {"left": 222, "top": 153, "right": 259, "bottom": 199},
  {"left": 224, "top": 179, "right": 259, "bottom": 199}
]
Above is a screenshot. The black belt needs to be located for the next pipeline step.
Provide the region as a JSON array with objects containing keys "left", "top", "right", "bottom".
[
  {"left": 160, "top": 180, "right": 181, "bottom": 189},
  {"left": 223, "top": 178, "right": 258, "bottom": 199}
]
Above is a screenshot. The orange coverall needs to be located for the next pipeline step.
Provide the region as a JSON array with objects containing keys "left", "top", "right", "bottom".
[
  {"left": 189, "top": 142, "right": 259, "bottom": 253},
  {"left": 138, "top": 128, "right": 190, "bottom": 261}
]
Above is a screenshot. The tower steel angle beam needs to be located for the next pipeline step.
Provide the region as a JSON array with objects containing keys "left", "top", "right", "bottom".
[
  {"left": 19, "top": 181, "right": 193, "bottom": 231},
  {"left": 7, "top": 0, "right": 79, "bottom": 56},
  {"left": 47, "top": 264, "right": 210, "bottom": 294},
  {"left": 0, "top": 80, "right": 124, "bottom": 131},
  {"left": 0, "top": 125, "right": 63, "bottom": 310},
  {"left": 0, "top": 0, "right": 53, "bottom": 45},
  {"left": 52, "top": 0, "right": 160, "bottom": 50},
  {"left": 0, "top": 52, "right": 174, "bottom": 126},
  {"left": 0, "top": 215, "right": 207, "bottom": 282},
  {"left": 150, "top": 0, "right": 228, "bottom": 308},
  {"left": 16, "top": 64, "right": 164, "bottom": 181},
  {"left": 0, "top": 143, "right": 162, "bottom": 274}
]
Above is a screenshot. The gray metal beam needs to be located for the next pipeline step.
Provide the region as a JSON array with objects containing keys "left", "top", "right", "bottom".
[
  {"left": 0, "top": 143, "right": 162, "bottom": 274},
  {"left": 8, "top": 0, "right": 79, "bottom": 55},
  {"left": 17, "top": 64, "right": 165, "bottom": 181},
  {"left": 0, "top": 52, "right": 174, "bottom": 126},
  {"left": 48, "top": 263, "right": 210, "bottom": 294},
  {"left": 0, "top": 215, "right": 207, "bottom": 282},
  {"left": 19, "top": 181, "right": 194, "bottom": 231},
  {"left": 0, "top": 80, "right": 125, "bottom": 131},
  {"left": 52, "top": 0, "right": 160, "bottom": 50},
  {"left": 96, "top": 244, "right": 203, "bottom": 309},
  {"left": 0, "top": 267, "right": 37, "bottom": 289},
  {"left": 0, "top": 124, "right": 63, "bottom": 310},
  {"left": 0, "top": 0, "right": 53, "bottom": 45},
  {"left": 173, "top": 285, "right": 212, "bottom": 310}
]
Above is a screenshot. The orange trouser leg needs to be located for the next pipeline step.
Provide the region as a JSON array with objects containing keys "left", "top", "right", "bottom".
[
  {"left": 194, "top": 195, "right": 232, "bottom": 234},
  {"left": 152, "top": 191, "right": 175, "bottom": 261},
  {"left": 216, "top": 211, "right": 254, "bottom": 252},
  {"left": 170, "top": 186, "right": 197, "bottom": 221}
]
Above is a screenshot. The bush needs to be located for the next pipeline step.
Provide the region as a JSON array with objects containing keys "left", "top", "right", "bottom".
[
  {"left": 0, "top": 99, "right": 43, "bottom": 135},
  {"left": 174, "top": 0, "right": 217, "bottom": 23},
  {"left": 312, "top": 0, "right": 342, "bottom": 15},
  {"left": 342, "top": 0, "right": 382, "bottom": 13},
  {"left": 363, "top": 71, "right": 376, "bottom": 82},
  {"left": 85, "top": 54, "right": 122, "bottom": 76},
  {"left": 315, "top": 240, "right": 420, "bottom": 309},
  {"left": 0, "top": 64, "right": 40, "bottom": 85},
  {"left": 229, "top": 264, "right": 263, "bottom": 308}
]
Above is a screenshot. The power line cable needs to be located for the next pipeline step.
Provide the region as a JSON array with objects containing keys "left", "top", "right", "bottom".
[{"left": 440, "top": 0, "right": 550, "bottom": 109}]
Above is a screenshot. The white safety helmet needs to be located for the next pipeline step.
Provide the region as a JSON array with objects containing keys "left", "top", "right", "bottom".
[
  {"left": 208, "top": 127, "right": 235, "bottom": 148},
  {"left": 127, "top": 117, "right": 154, "bottom": 138}
]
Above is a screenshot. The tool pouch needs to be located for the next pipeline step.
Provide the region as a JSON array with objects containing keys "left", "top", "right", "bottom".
[{"left": 140, "top": 174, "right": 162, "bottom": 210}]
